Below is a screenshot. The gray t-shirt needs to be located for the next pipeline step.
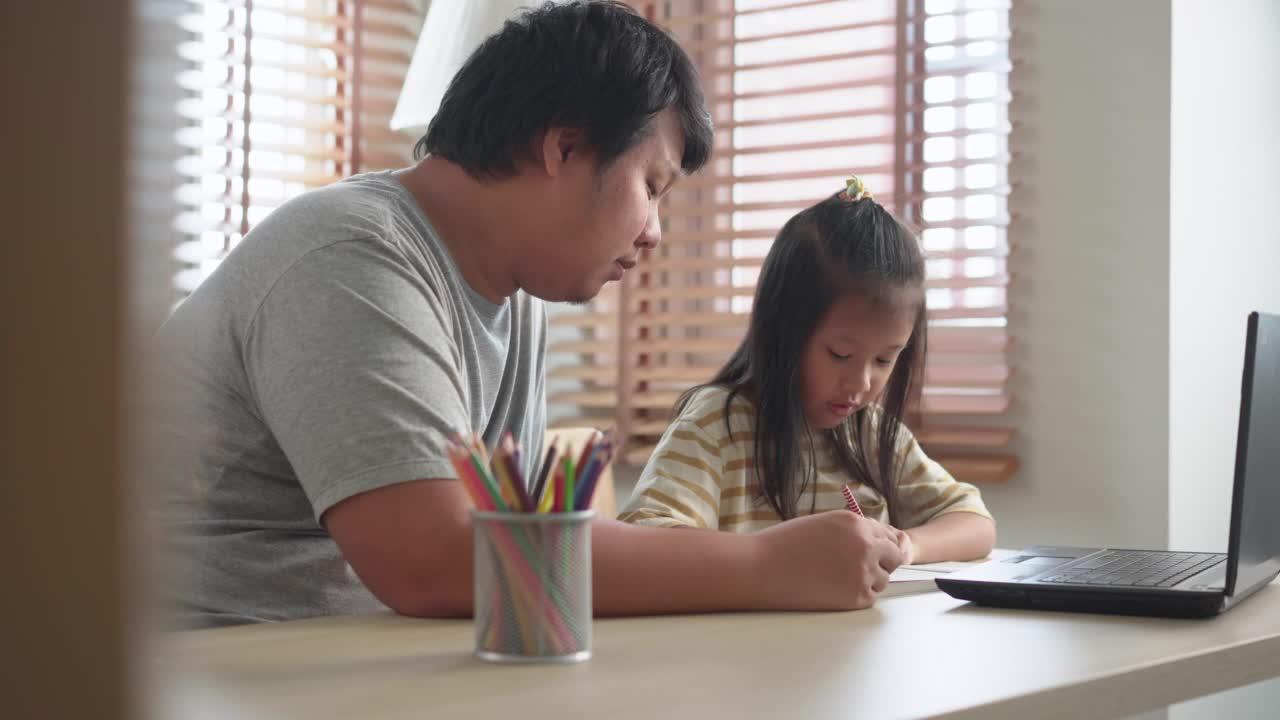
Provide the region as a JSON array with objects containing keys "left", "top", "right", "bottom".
[{"left": 151, "top": 171, "right": 546, "bottom": 628}]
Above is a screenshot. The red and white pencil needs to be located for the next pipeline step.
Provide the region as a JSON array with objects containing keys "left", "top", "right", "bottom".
[{"left": 841, "top": 485, "right": 864, "bottom": 517}]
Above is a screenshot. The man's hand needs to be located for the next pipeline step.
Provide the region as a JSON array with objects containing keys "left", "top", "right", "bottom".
[
  {"left": 860, "top": 517, "right": 918, "bottom": 565},
  {"left": 750, "top": 510, "right": 904, "bottom": 611}
]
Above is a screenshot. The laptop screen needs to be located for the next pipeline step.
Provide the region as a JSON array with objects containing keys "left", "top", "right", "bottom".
[{"left": 1226, "top": 312, "right": 1280, "bottom": 596}]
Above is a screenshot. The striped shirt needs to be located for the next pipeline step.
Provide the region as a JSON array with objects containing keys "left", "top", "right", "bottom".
[{"left": 618, "top": 386, "right": 993, "bottom": 532}]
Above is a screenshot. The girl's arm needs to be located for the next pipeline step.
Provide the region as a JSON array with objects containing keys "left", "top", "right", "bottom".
[
  {"left": 617, "top": 431, "right": 723, "bottom": 528},
  {"left": 618, "top": 400, "right": 727, "bottom": 529},
  {"left": 901, "top": 511, "right": 995, "bottom": 564},
  {"left": 891, "top": 427, "right": 997, "bottom": 563}
]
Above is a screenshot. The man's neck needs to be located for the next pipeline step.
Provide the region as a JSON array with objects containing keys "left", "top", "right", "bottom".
[{"left": 393, "top": 157, "right": 520, "bottom": 304}]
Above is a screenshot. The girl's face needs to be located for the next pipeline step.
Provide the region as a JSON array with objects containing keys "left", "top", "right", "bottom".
[{"left": 800, "top": 291, "right": 918, "bottom": 430}]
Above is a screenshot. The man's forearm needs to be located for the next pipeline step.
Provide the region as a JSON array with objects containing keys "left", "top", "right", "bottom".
[
  {"left": 590, "top": 519, "right": 764, "bottom": 615},
  {"left": 366, "top": 515, "right": 766, "bottom": 618},
  {"left": 331, "top": 480, "right": 892, "bottom": 619}
]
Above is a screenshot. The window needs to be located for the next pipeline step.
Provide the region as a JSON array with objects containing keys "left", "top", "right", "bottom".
[
  {"left": 548, "top": 0, "right": 1016, "bottom": 484},
  {"left": 172, "top": 0, "right": 423, "bottom": 297}
]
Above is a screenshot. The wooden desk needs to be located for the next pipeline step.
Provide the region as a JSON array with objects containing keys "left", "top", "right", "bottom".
[{"left": 164, "top": 580, "right": 1280, "bottom": 720}]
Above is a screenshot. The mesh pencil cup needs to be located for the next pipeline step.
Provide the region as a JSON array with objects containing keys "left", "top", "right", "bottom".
[{"left": 472, "top": 509, "right": 594, "bottom": 664}]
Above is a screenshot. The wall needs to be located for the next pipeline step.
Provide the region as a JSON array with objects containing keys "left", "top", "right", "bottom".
[
  {"left": 1167, "top": 0, "right": 1280, "bottom": 553},
  {"left": 989, "top": 1, "right": 1279, "bottom": 714},
  {"left": 1166, "top": 2, "right": 1280, "bottom": 718},
  {"left": 989, "top": 0, "right": 1174, "bottom": 549}
]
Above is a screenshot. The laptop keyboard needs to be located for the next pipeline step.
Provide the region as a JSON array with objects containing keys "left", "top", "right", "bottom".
[{"left": 1040, "top": 550, "right": 1225, "bottom": 588}]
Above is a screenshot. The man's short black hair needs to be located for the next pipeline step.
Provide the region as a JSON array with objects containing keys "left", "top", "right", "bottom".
[{"left": 416, "top": 0, "right": 713, "bottom": 179}]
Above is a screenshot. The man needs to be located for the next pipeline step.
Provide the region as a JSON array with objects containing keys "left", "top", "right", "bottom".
[{"left": 154, "top": 0, "right": 902, "bottom": 628}]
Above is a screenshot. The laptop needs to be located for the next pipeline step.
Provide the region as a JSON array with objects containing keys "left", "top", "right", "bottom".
[{"left": 937, "top": 311, "right": 1280, "bottom": 618}]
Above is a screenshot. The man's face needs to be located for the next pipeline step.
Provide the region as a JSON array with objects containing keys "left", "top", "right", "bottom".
[{"left": 518, "top": 109, "right": 684, "bottom": 303}]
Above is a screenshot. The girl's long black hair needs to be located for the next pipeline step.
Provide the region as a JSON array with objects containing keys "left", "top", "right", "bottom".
[{"left": 677, "top": 192, "right": 927, "bottom": 526}]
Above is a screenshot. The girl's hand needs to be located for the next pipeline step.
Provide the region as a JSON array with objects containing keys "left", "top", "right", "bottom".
[{"left": 895, "top": 528, "right": 917, "bottom": 566}]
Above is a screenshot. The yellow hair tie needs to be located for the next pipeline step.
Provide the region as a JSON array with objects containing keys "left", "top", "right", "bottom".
[{"left": 843, "top": 174, "right": 873, "bottom": 202}]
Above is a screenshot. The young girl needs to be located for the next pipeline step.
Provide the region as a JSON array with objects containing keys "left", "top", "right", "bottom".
[{"left": 618, "top": 175, "right": 995, "bottom": 566}]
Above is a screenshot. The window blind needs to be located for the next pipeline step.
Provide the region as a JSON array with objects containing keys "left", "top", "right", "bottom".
[
  {"left": 173, "top": 0, "right": 423, "bottom": 295},
  {"left": 548, "top": 0, "right": 1016, "bottom": 484}
]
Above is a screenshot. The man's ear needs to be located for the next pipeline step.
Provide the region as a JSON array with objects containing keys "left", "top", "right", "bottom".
[{"left": 539, "top": 126, "right": 587, "bottom": 178}]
